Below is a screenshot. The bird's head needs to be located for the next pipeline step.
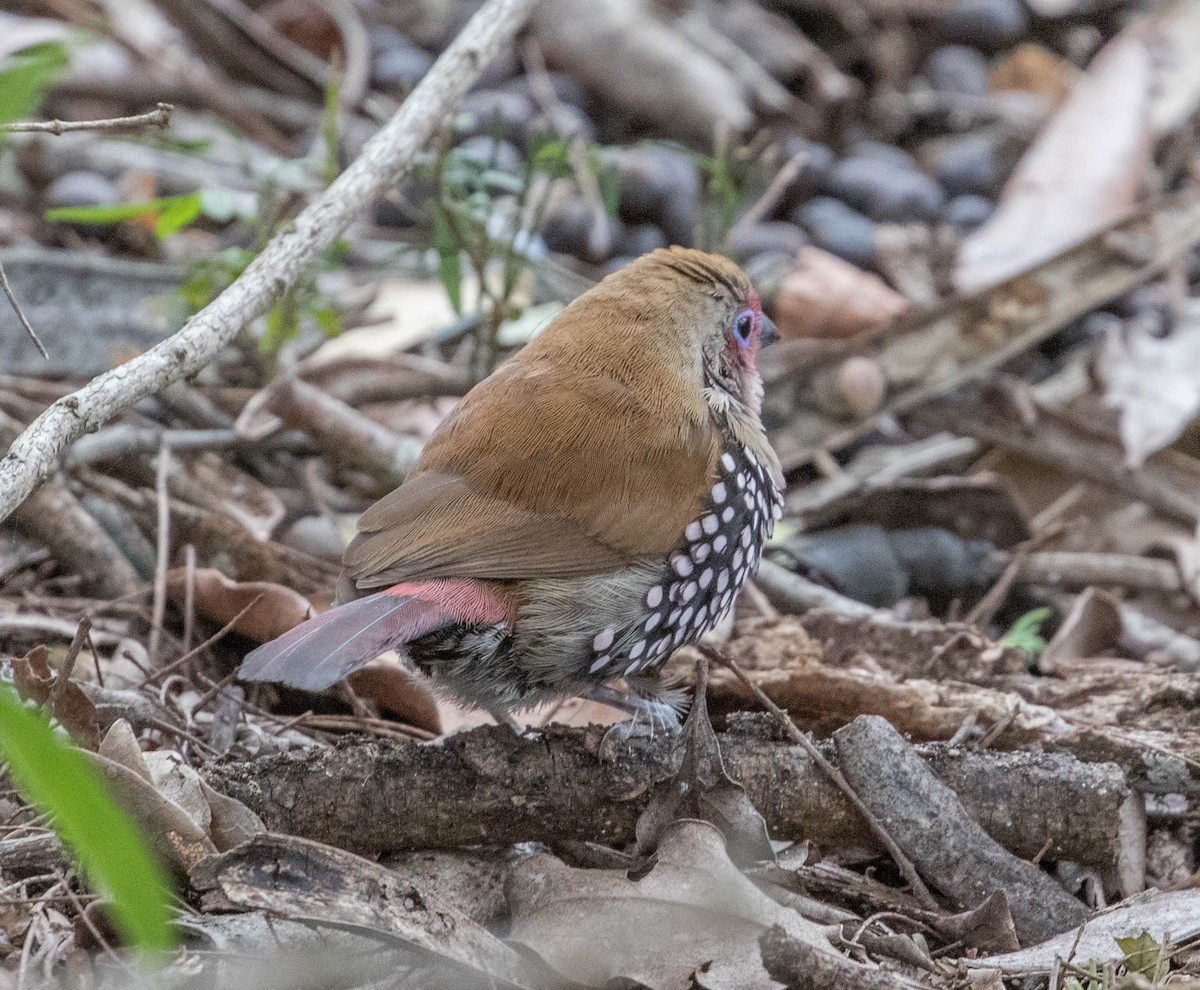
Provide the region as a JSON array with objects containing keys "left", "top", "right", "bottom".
[{"left": 533, "top": 247, "right": 777, "bottom": 422}]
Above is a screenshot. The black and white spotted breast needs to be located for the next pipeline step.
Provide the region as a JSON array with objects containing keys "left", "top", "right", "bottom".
[{"left": 586, "top": 439, "right": 783, "bottom": 678}]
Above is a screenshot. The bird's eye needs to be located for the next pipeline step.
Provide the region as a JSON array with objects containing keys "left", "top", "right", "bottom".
[{"left": 732, "top": 310, "right": 755, "bottom": 347}]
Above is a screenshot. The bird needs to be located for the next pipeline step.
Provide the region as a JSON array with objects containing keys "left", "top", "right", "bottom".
[{"left": 238, "top": 246, "right": 784, "bottom": 730}]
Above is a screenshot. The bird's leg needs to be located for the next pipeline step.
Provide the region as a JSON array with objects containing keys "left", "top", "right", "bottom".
[{"left": 585, "top": 684, "right": 685, "bottom": 740}]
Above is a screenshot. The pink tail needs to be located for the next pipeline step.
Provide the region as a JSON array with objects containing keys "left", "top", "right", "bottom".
[{"left": 238, "top": 590, "right": 453, "bottom": 690}]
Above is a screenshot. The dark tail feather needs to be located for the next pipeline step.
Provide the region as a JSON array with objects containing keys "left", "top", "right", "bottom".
[{"left": 237, "top": 591, "right": 450, "bottom": 690}]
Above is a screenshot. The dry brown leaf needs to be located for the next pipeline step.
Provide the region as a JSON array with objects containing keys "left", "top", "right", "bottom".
[
  {"left": 508, "top": 820, "right": 831, "bottom": 989},
  {"left": 10, "top": 645, "right": 100, "bottom": 751},
  {"left": 347, "top": 659, "right": 442, "bottom": 736},
  {"left": 167, "top": 567, "right": 315, "bottom": 643},
  {"left": 989, "top": 43, "right": 1077, "bottom": 106},
  {"left": 1039, "top": 587, "right": 1125, "bottom": 674},
  {"left": 773, "top": 247, "right": 908, "bottom": 340},
  {"left": 956, "top": 22, "right": 1152, "bottom": 291}
]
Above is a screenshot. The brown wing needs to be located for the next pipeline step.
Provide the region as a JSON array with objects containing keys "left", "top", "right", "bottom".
[{"left": 342, "top": 355, "right": 720, "bottom": 592}]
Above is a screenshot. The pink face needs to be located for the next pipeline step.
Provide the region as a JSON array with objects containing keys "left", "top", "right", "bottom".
[{"left": 723, "top": 292, "right": 777, "bottom": 372}]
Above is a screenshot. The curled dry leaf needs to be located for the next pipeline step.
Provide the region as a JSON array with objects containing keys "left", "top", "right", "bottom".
[
  {"left": 1098, "top": 306, "right": 1200, "bottom": 467},
  {"left": 9, "top": 645, "right": 100, "bottom": 751},
  {"left": 507, "top": 819, "right": 831, "bottom": 990},
  {"left": 347, "top": 660, "right": 442, "bottom": 736},
  {"left": 97, "top": 719, "right": 263, "bottom": 862},
  {"left": 772, "top": 247, "right": 908, "bottom": 341},
  {"left": 1039, "top": 586, "right": 1125, "bottom": 674},
  {"left": 635, "top": 659, "right": 772, "bottom": 866},
  {"left": 167, "top": 567, "right": 315, "bottom": 644},
  {"left": 971, "top": 889, "right": 1200, "bottom": 973}
]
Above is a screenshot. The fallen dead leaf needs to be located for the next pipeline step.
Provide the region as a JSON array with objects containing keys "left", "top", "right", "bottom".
[
  {"left": 989, "top": 43, "right": 1077, "bottom": 106},
  {"left": 10, "top": 645, "right": 100, "bottom": 751},
  {"left": 970, "top": 889, "right": 1200, "bottom": 973},
  {"left": 507, "top": 820, "right": 831, "bottom": 989},
  {"left": 167, "top": 567, "right": 315, "bottom": 643},
  {"left": 1098, "top": 305, "right": 1200, "bottom": 467},
  {"left": 773, "top": 247, "right": 908, "bottom": 340}
]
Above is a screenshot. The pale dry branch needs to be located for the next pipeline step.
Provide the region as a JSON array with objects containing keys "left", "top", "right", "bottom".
[
  {"left": 0, "top": 103, "right": 173, "bottom": 135},
  {"left": 0, "top": 0, "right": 536, "bottom": 523}
]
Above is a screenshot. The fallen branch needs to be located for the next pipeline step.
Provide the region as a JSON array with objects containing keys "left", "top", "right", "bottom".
[
  {"left": 202, "top": 723, "right": 1140, "bottom": 877},
  {"left": 833, "top": 716, "right": 1090, "bottom": 944},
  {"left": 0, "top": 0, "right": 536, "bottom": 524},
  {"left": 0, "top": 103, "right": 173, "bottom": 135}
]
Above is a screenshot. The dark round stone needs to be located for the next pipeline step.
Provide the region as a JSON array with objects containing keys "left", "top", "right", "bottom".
[
  {"left": 776, "top": 135, "right": 836, "bottom": 211},
  {"left": 826, "top": 156, "right": 946, "bottom": 223},
  {"left": 930, "top": 0, "right": 1028, "bottom": 52},
  {"left": 617, "top": 223, "right": 669, "bottom": 257},
  {"left": 792, "top": 197, "right": 878, "bottom": 268},
  {"left": 931, "top": 134, "right": 1002, "bottom": 197},
  {"left": 368, "top": 30, "right": 433, "bottom": 91},
  {"left": 541, "top": 198, "right": 621, "bottom": 262},
  {"left": 845, "top": 139, "right": 919, "bottom": 171},
  {"left": 471, "top": 40, "right": 520, "bottom": 89},
  {"left": 727, "top": 221, "right": 807, "bottom": 262},
  {"left": 945, "top": 194, "right": 994, "bottom": 233},
  {"left": 46, "top": 170, "right": 120, "bottom": 209},
  {"left": 454, "top": 89, "right": 534, "bottom": 145},
  {"left": 924, "top": 44, "right": 991, "bottom": 96},
  {"left": 617, "top": 144, "right": 699, "bottom": 245}
]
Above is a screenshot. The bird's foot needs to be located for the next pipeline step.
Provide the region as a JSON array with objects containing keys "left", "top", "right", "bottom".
[{"left": 586, "top": 685, "right": 685, "bottom": 751}]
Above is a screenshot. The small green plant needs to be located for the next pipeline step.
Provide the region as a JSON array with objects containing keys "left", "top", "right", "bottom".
[
  {"left": 46, "top": 189, "right": 251, "bottom": 238},
  {"left": 998, "top": 606, "right": 1051, "bottom": 658},
  {"left": 0, "top": 41, "right": 70, "bottom": 126},
  {"left": 0, "top": 684, "right": 177, "bottom": 953},
  {"left": 429, "top": 131, "right": 618, "bottom": 378},
  {"left": 695, "top": 135, "right": 764, "bottom": 254}
]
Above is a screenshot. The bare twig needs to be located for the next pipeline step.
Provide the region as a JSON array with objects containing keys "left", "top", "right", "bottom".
[
  {"left": 0, "top": 0, "right": 537, "bottom": 524},
  {"left": 0, "top": 103, "right": 173, "bottom": 135},
  {"left": 695, "top": 644, "right": 940, "bottom": 911},
  {"left": 49, "top": 616, "right": 92, "bottom": 709},
  {"left": 148, "top": 442, "right": 172, "bottom": 664},
  {"left": 0, "top": 260, "right": 47, "bottom": 360}
]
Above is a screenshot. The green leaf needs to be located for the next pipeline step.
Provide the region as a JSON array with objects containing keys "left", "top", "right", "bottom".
[
  {"left": 310, "top": 306, "right": 342, "bottom": 338},
  {"left": 432, "top": 211, "right": 463, "bottom": 314},
  {"left": 0, "top": 685, "right": 176, "bottom": 952},
  {"left": 998, "top": 607, "right": 1051, "bottom": 656},
  {"left": 0, "top": 42, "right": 70, "bottom": 127},
  {"left": 154, "top": 193, "right": 203, "bottom": 237},
  {"left": 1115, "top": 932, "right": 1161, "bottom": 978}
]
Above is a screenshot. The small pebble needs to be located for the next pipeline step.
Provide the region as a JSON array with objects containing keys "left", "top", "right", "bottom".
[
  {"left": 46, "top": 171, "right": 120, "bottom": 209},
  {"left": 792, "top": 197, "right": 878, "bottom": 268},
  {"left": 727, "top": 221, "right": 807, "bottom": 262},
  {"left": 945, "top": 194, "right": 995, "bottom": 233},
  {"left": 924, "top": 45, "right": 991, "bottom": 96},
  {"left": 930, "top": 0, "right": 1028, "bottom": 52},
  {"left": 280, "top": 516, "right": 347, "bottom": 560},
  {"left": 930, "top": 134, "right": 1002, "bottom": 197},
  {"left": 826, "top": 156, "right": 945, "bottom": 223},
  {"left": 454, "top": 89, "right": 534, "bottom": 145}
]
